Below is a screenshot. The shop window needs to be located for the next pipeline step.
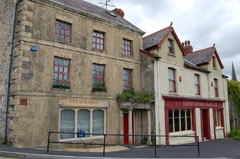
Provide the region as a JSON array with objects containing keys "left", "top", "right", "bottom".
[
  {"left": 55, "top": 20, "right": 71, "bottom": 43},
  {"left": 168, "top": 39, "right": 174, "bottom": 54},
  {"left": 214, "top": 78, "right": 218, "bottom": 97},
  {"left": 92, "top": 110, "right": 104, "bottom": 136},
  {"left": 77, "top": 110, "right": 90, "bottom": 137},
  {"left": 194, "top": 74, "right": 200, "bottom": 95},
  {"left": 169, "top": 109, "right": 192, "bottom": 133},
  {"left": 92, "top": 64, "right": 106, "bottom": 91},
  {"left": 215, "top": 109, "right": 221, "bottom": 127},
  {"left": 123, "top": 69, "right": 133, "bottom": 91},
  {"left": 92, "top": 31, "right": 104, "bottom": 50},
  {"left": 60, "top": 109, "right": 75, "bottom": 139},
  {"left": 168, "top": 68, "right": 176, "bottom": 93},
  {"left": 60, "top": 109, "right": 105, "bottom": 139},
  {"left": 53, "top": 57, "right": 70, "bottom": 89},
  {"left": 123, "top": 39, "right": 132, "bottom": 56}
]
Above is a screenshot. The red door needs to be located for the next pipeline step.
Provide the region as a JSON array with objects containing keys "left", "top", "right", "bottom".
[
  {"left": 123, "top": 112, "right": 134, "bottom": 144},
  {"left": 202, "top": 109, "right": 211, "bottom": 140},
  {"left": 124, "top": 113, "right": 129, "bottom": 144}
]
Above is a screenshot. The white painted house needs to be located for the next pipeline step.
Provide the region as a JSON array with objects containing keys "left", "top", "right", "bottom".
[{"left": 140, "top": 25, "right": 230, "bottom": 145}]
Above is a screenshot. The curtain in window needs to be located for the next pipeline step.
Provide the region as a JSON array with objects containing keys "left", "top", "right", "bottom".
[
  {"left": 60, "top": 109, "right": 75, "bottom": 139},
  {"left": 92, "top": 110, "right": 104, "bottom": 136},
  {"left": 77, "top": 109, "right": 90, "bottom": 137}
]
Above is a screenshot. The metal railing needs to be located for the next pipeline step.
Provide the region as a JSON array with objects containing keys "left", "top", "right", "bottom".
[{"left": 47, "top": 131, "right": 200, "bottom": 158}]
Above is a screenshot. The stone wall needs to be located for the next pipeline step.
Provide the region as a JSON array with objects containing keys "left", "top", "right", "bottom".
[
  {"left": 2, "top": 0, "right": 143, "bottom": 147},
  {"left": 0, "top": 0, "right": 14, "bottom": 142}
]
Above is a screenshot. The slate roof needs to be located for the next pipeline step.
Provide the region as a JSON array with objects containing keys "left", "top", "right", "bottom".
[
  {"left": 184, "top": 47, "right": 215, "bottom": 65},
  {"left": 51, "top": 0, "right": 144, "bottom": 34},
  {"left": 143, "top": 27, "right": 171, "bottom": 50},
  {"left": 184, "top": 59, "right": 209, "bottom": 73}
]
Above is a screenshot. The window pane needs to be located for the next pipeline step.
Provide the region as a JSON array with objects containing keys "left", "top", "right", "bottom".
[
  {"left": 174, "top": 110, "right": 179, "bottom": 132},
  {"left": 54, "top": 66, "right": 58, "bottom": 72},
  {"left": 168, "top": 69, "right": 174, "bottom": 80},
  {"left": 169, "top": 81, "right": 175, "bottom": 92},
  {"left": 77, "top": 110, "right": 90, "bottom": 137},
  {"left": 60, "top": 66, "right": 63, "bottom": 72},
  {"left": 59, "top": 74, "right": 63, "bottom": 80},
  {"left": 194, "top": 75, "right": 199, "bottom": 84},
  {"left": 54, "top": 73, "right": 58, "bottom": 80},
  {"left": 181, "top": 110, "right": 186, "bottom": 131},
  {"left": 187, "top": 110, "right": 191, "bottom": 130},
  {"left": 61, "top": 36, "right": 64, "bottom": 41},
  {"left": 169, "top": 110, "right": 173, "bottom": 132},
  {"left": 64, "top": 67, "right": 68, "bottom": 73},
  {"left": 55, "top": 34, "right": 59, "bottom": 40},
  {"left": 60, "top": 109, "right": 75, "bottom": 139},
  {"left": 92, "top": 110, "right": 104, "bottom": 135},
  {"left": 64, "top": 74, "right": 68, "bottom": 80}
]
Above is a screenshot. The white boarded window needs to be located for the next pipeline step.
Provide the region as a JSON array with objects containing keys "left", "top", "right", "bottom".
[
  {"left": 92, "top": 110, "right": 104, "bottom": 135},
  {"left": 60, "top": 109, "right": 75, "bottom": 139},
  {"left": 77, "top": 110, "right": 90, "bottom": 136}
]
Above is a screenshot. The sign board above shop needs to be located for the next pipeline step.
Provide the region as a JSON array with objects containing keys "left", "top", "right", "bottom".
[
  {"left": 163, "top": 96, "right": 224, "bottom": 109},
  {"left": 59, "top": 99, "right": 109, "bottom": 108}
]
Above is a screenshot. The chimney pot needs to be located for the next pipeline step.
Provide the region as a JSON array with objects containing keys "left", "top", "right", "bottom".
[
  {"left": 113, "top": 8, "right": 125, "bottom": 18},
  {"left": 183, "top": 40, "right": 193, "bottom": 55}
]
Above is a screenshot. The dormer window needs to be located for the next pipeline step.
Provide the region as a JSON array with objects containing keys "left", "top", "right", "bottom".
[{"left": 168, "top": 39, "right": 174, "bottom": 54}]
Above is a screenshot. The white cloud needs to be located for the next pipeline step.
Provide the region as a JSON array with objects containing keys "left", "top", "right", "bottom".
[{"left": 85, "top": 0, "right": 240, "bottom": 80}]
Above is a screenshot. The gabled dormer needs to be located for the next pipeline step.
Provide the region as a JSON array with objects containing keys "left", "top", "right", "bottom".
[
  {"left": 142, "top": 25, "right": 186, "bottom": 65},
  {"left": 184, "top": 46, "right": 224, "bottom": 75}
]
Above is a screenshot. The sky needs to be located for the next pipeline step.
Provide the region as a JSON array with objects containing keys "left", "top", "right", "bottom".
[{"left": 85, "top": 0, "right": 240, "bottom": 80}]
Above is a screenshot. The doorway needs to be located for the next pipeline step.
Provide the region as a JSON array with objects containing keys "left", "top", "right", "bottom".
[
  {"left": 202, "top": 109, "right": 210, "bottom": 140},
  {"left": 123, "top": 112, "right": 134, "bottom": 144}
]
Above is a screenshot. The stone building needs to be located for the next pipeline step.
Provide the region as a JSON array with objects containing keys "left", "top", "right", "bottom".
[
  {"left": 140, "top": 25, "right": 230, "bottom": 145},
  {"left": 0, "top": 0, "right": 154, "bottom": 148}
]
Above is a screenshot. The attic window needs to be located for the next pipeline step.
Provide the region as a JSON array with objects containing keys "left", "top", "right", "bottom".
[
  {"left": 212, "top": 56, "right": 216, "bottom": 68},
  {"left": 168, "top": 39, "right": 174, "bottom": 54}
]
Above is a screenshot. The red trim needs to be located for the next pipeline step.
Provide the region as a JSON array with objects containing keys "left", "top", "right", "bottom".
[
  {"left": 165, "top": 108, "right": 169, "bottom": 145},
  {"left": 221, "top": 109, "right": 226, "bottom": 138},
  {"left": 139, "top": 49, "right": 156, "bottom": 59},
  {"left": 200, "top": 109, "right": 204, "bottom": 142},
  {"left": 55, "top": 20, "right": 71, "bottom": 43},
  {"left": 123, "top": 39, "right": 132, "bottom": 56},
  {"left": 213, "top": 109, "right": 216, "bottom": 139},
  {"left": 143, "top": 26, "right": 171, "bottom": 39},
  {"left": 93, "top": 31, "right": 105, "bottom": 50},
  {"left": 123, "top": 69, "right": 133, "bottom": 90},
  {"left": 192, "top": 109, "right": 197, "bottom": 142},
  {"left": 53, "top": 57, "right": 70, "bottom": 84}
]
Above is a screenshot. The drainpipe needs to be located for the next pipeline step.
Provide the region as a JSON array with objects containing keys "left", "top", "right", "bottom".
[{"left": 4, "top": 0, "right": 18, "bottom": 144}]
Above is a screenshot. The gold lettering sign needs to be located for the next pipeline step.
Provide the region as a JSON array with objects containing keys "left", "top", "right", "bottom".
[{"left": 59, "top": 99, "right": 109, "bottom": 108}]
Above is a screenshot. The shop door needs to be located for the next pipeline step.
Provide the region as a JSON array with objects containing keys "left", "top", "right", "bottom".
[
  {"left": 202, "top": 109, "right": 210, "bottom": 140},
  {"left": 123, "top": 112, "right": 134, "bottom": 144}
]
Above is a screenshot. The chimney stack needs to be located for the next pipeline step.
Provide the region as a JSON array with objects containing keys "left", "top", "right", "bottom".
[
  {"left": 182, "top": 40, "right": 193, "bottom": 55},
  {"left": 113, "top": 8, "right": 124, "bottom": 18}
]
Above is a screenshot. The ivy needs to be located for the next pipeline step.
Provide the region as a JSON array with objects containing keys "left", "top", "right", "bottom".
[
  {"left": 228, "top": 80, "right": 240, "bottom": 116},
  {"left": 116, "top": 90, "right": 154, "bottom": 103}
]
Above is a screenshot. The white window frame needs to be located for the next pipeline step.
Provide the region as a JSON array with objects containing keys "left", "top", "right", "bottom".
[{"left": 59, "top": 108, "right": 106, "bottom": 141}]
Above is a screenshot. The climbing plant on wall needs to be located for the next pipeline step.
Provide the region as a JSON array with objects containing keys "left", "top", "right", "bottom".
[{"left": 228, "top": 80, "right": 240, "bottom": 116}]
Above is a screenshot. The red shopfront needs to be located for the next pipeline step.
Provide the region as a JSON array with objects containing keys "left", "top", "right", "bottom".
[{"left": 163, "top": 96, "right": 225, "bottom": 145}]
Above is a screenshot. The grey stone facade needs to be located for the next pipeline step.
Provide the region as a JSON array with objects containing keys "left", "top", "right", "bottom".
[{"left": 0, "top": 0, "right": 15, "bottom": 142}]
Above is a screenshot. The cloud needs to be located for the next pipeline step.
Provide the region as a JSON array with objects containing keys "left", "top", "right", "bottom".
[{"left": 85, "top": 0, "right": 240, "bottom": 80}]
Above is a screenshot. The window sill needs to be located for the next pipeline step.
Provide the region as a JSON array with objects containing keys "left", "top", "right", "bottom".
[
  {"left": 92, "top": 48, "right": 105, "bottom": 53},
  {"left": 169, "top": 130, "right": 195, "bottom": 136},
  {"left": 55, "top": 40, "right": 71, "bottom": 44},
  {"left": 216, "top": 126, "right": 223, "bottom": 130},
  {"left": 169, "top": 92, "right": 179, "bottom": 96},
  {"left": 59, "top": 135, "right": 104, "bottom": 142},
  {"left": 53, "top": 85, "right": 70, "bottom": 89},
  {"left": 168, "top": 53, "right": 176, "bottom": 57}
]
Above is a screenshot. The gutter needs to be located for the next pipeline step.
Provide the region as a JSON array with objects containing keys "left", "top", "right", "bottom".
[{"left": 4, "top": 0, "right": 18, "bottom": 144}]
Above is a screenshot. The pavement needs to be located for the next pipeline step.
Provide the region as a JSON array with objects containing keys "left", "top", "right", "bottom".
[{"left": 0, "top": 138, "right": 239, "bottom": 159}]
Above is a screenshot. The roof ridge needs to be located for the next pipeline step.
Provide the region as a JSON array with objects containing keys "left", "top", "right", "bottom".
[
  {"left": 193, "top": 46, "right": 215, "bottom": 54},
  {"left": 184, "top": 59, "right": 197, "bottom": 66},
  {"left": 143, "top": 26, "right": 171, "bottom": 39}
]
